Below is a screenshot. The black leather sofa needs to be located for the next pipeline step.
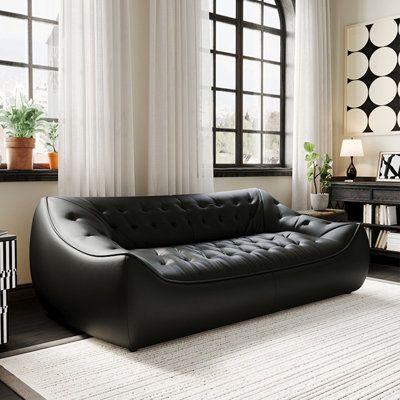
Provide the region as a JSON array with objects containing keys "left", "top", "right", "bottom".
[{"left": 30, "top": 188, "right": 369, "bottom": 350}]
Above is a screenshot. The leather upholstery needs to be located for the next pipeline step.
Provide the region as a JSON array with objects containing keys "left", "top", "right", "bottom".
[
  {"left": 131, "top": 230, "right": 358, "bottom": 282},
  {"left": 30, "top": 188, "right": 369, "bottom": 350}
]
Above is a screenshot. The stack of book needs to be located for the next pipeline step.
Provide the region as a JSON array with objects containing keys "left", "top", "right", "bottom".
[
  {"left": 363, "top": 204, "right": 373, "bottom": 224},
  {"left": 363, "top": 204, "right": 398, "bottom": 225},
  {"left": 387, "top": 232, "right": 400, "bottom": 252},
  {"left": 362, "top": 204, "right": 398, "bottom": 249},
  {"left": 375, "top": 230, "right": 388, "bottom": 250},
  {"left": 374, "top": 205, "right": 397, "bottom": 225},
  {"left": 363, "top": 205, "right": 373, "bottom": 245}
]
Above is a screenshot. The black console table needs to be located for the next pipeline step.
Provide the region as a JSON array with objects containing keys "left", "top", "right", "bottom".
[
  {"left": 330, "top": 179, "right": 400, "bottom": 266},
  {"left": 0, "top": 234, "right": 17, "bottom": 345}
]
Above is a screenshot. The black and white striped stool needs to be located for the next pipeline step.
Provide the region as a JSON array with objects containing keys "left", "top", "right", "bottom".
[{"left": 0, "top": 234, "right": 17, "bottom": 345}]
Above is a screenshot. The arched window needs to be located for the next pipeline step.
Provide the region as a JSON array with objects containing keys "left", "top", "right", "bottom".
[{"left": 210, "top": 0, "right": 288, "bottom": 173}]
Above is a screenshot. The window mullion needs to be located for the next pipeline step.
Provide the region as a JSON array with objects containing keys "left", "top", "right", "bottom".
[
  {"left": 260, "top": 3, "right": 264, "bottom": 165},
  {"left": 27, "top": 0, "right": 33, "bottom": 99},
  {"left": 236, "top": 0, "right": 243, "bottom": 167},
  {"left": 212, "top": 0, "right": 216, "bottom": 165},
  {"left": 277, "top": 0, "right": 286, "bottom": 168}
]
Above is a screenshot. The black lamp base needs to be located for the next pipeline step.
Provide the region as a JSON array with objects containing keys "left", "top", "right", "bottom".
[{"left": 346, "top": 156, "right": 357, "bottom": 181}]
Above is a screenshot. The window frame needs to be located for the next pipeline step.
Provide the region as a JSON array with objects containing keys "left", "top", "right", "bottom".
[
  {"left": 0, "top": 0, "right": 58, "bottom": 123},
  {"left": 0, "top": 0, "right": 59, "bottom": 176},
  {"left": 210, "top": 0, "right": 288, "bottom": 174}
]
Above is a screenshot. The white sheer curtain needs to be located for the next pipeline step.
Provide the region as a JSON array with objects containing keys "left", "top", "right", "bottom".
[
  {"left": 59, "top": 0, "right": 135, "bottom": 196},
  {"left": 292, "top": 0, "right": 332, "bottom": 210},
  {"left": 148, "top": 0, "right": 214, "bottom": 195}
]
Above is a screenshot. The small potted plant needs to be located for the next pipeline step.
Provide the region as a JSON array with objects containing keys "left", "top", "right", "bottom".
[
  {"left": 45, "top": 121, "right": 59, "bottom": 170},
  {"left": 304, "top": 141, "right": 333, "bottom": 211},
  {"left": 0, "top": 95, "right": 46, "bottom": 170}
]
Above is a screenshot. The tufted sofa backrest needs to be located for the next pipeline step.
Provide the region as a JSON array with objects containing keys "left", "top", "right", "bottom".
[{"left": 44, "top": 188, "right": 270, "bottom": 250}]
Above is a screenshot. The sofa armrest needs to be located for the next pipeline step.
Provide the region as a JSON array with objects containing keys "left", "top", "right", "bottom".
[
  {"left": 275, "top": 202, "right": 361, "bottom": 244},
  {"left": 30, "top": 198, "right": 132, "bottom": 348},
  {"left": 37, "top": 197, "right": 132, "bottom": 257}
]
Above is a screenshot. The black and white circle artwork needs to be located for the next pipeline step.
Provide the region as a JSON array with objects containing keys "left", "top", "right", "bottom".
[{"left": 346, "top": 16, "right": 400, "bottom": 135}]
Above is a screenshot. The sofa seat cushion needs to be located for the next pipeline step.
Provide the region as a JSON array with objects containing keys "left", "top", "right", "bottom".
[{"left": 130, "top": 231, "right": 351, "bottom": 283}]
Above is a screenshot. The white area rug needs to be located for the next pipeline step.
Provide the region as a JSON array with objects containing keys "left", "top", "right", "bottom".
[{"left": 1, "top": 279, "right": 400, "bottom": 400}]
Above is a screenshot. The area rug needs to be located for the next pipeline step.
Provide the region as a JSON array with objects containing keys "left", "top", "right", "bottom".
[{"left": 1, "top": 279, "right": 400, "bottom": 400}]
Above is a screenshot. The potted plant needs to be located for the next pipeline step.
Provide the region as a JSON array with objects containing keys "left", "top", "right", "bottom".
[
  {"left": 45, "top": 121, "right": 59, "bottom": 170},
  {"left": 304, "top": 141, "right": 333, "bottom": 211},
  {"left": 0, "top": 95, "right": 46, "bottom": 170}
]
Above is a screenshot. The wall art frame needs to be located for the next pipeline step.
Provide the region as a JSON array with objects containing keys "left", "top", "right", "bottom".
[
  {"left": 376, "top": 151, "right": 400, "bottom": 182},
  {"left": 344, "top": 15, "right": 400, "bottom": 137}
]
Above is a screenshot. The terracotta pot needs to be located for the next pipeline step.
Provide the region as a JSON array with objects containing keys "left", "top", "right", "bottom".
[
  {"left": 48, "top": 152, "right": 58, "bottom": 170},
  {"left": 5, "top": 137, "right": 35, "bottom": 170}
]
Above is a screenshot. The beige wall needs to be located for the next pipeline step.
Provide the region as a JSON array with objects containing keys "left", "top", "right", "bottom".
[
  {"left": 331, "top": 0, "right": 400, "bottom": 177},
  {"left": 0, "top": 182, "right": 58, "bottom": 284},
  {"left": 215, "top": 177, "right": 292, "bottom": 206}
]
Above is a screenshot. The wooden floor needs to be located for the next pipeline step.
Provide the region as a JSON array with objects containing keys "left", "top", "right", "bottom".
[
  {"left": 0, "top": 266, "right": 398, "bottom": 400},
  {"left": 0, "top": 287, "right": 82, "bottom": 356},
  {"left": 369, "top": 263, "right": 400, "bottom": 282}
]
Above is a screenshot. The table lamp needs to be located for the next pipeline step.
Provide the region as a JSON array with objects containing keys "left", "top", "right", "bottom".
[{"left": 340, "top": 138, "right": 364, "bottom": 181}]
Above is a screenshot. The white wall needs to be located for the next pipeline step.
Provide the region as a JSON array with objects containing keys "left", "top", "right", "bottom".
[
  {"left": 331, "top": 0, "right": 400, "bottom": 177},
  {"left": 0, "top": 181, "right": 58, "bottom": 284}
]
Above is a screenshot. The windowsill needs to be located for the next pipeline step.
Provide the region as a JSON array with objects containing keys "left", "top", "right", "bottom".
[
  {"left": 214, "top": 167, "right": 292, "bottom": 177},
  {"left": 0, "top": 164, "right": 58, "bottom": 182}
]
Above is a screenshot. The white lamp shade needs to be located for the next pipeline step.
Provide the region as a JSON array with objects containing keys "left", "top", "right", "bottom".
[{"left": 340, "top": 139, "right": 364, "bottom": 157}]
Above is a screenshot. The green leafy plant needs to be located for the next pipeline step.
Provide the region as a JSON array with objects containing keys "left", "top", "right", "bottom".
[
  {"left": 45, "top": 121, "right": 59, "bottom": 152},
  {"left": 304, "top": 142, "right": 333, "bottom": 194},
  {"left": 0, "top": 94, "right": 46, "bottom": 138}
]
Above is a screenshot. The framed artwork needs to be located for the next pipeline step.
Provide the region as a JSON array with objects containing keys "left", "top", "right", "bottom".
[
  {"left": 376, "top": 152, "right": 400, "bottom": 182},
  {"left": 345, "top": 16, "right": 400, "bottom": 136}
]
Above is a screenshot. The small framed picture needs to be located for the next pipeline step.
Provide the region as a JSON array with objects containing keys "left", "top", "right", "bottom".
[{"left": 376, "top": 152, "right": 400, "bottom": 182}]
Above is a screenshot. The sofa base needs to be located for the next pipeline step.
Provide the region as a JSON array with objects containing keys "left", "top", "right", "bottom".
[{"left": 125, "top": 227, "right": 368, "bottom": 351}]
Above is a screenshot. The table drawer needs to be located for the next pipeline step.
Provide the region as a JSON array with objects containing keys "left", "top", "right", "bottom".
[
  {"left": 372, "top": 189, "right": 400, "bottom": 203},
  {"left": 330, "top": 187, "right": 371, "bottom": 202}
]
